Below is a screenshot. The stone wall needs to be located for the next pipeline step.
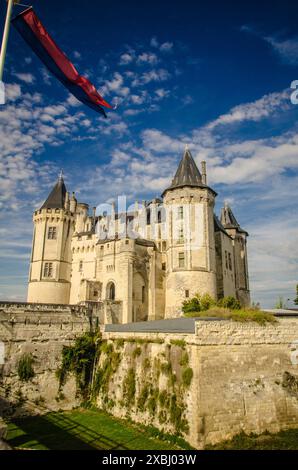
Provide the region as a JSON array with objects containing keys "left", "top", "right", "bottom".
[
  {"left": 0, "top": 303, "right": 91, "bottom": 417},
  {"left": 97, "top": 317, "right": 298, "bottom": 448},
  {"left": 1, "top": 302, "right": 298, "bottom": 449}
]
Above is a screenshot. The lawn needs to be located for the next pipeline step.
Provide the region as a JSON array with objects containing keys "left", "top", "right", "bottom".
[
  {"left": 5, "top": 408, "right": 184, "bottom": 450},
  {"left": 205, "top": 429, "right": 298, "bottom": 450}
]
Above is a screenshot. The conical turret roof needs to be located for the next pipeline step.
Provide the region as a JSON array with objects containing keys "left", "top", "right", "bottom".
[
  {"left": 40, "top": 174, "right": 67, "bottom": 209},
  {"left": 220, "top": 203, "right": 248, "bottom": 235},
  {"left": 162, "top": 146, "right": 216, "bottom": 196}
]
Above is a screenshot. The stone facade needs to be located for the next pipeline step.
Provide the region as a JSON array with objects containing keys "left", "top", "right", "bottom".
[{"left": 27, "top": 147, "right": 250, "bottom": 321}]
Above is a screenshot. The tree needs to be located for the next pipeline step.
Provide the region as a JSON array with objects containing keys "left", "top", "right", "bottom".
[
  {"left": 294, "top": 285, "right": 298, "bottom": 306},
  {"left": 275, "top": 296, "right": 286, "bottom": 309}
]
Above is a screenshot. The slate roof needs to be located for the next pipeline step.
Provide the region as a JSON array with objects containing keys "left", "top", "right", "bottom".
[
  {"left": 105, "top": 316, "right": 226, "bottom": 334},
  {"left": 162, "top": 147, "right": 217, "bottom": 196},
  {"left": 214, "top": 214, "right": 230, "bottom": 237},
  {"left": 220, "top": 204, "right": 248, "bottom": 235},
  {"left": 41, "top": 175, "right": 67, "bottom": 210}
]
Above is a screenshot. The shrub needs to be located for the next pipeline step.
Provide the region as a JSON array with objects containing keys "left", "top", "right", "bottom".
[
  {"left": 182, "top": 295, "right": 201, "bottom": 314},
  {"left": 217, "top": 296, "right": 241, "bottom": 310},
  {"left": 182, "top": 293, "right": 216, "bottom": 315},
  {"left": 200, "top": 293, "right": 216, "bottom": 310},
  {"left": 182, "top": 367, "right": 193, "bottom": 387},
  {"left": 17, "top": 353, "right": 35, "bottom": 382},
  {"left": 56, "top": 332, "right": 98, "bottom": 397}
]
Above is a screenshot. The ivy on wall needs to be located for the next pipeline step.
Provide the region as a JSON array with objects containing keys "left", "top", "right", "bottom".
[{"left": 56, "top": 333, "right": 194, "bottom": 437}]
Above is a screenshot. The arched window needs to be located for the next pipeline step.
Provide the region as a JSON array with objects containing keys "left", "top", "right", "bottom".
[{"left": 106, "top": 282, "right": 115, "bottom": 300}]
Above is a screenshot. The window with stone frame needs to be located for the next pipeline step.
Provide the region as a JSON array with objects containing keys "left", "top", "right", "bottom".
[
  {"left": 178, "top": 206, "right": 184, "bottom": 220},
  {"left": 178, "top": 227, "right": 184, "bottom": 243},
  {"left": 47, "top": 226, "right": 57, "bottom": 240},
  {"left": 228, "top": 252, "right": 232, "bottom": 271},
  {"left": 178, "top": 252, "right": 185, "bottom": 268},
  {"left": 43, "top": 262, "right": 53, "bottom": 278},
  {"left": 225, "top": 250, "right": 228, "bottom": 269},
  {"left": 79, "top": 260, "right": 83, "bottom": 272}
]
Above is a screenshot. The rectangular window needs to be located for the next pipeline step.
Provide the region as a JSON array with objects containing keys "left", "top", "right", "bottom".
[
  {"left": 185, "top": 289, "right": 190, "bottom": 298},
  {"left": 162, "top": 262, "right": 166, "bottom": 271},
  {"left": 48, "top": 226, "right": 57, "bottom": 240},
  {"left": 142, "top": 286, "right": 145, "bottom": 303},
  {"left": 228, "top": 253, "right": 232, "bottom": 271},
  {"left": 79, "top": 261, "right": 83, "bottom": 272},
  {"left": 178, "top": 227, "right": 184, "bottom": 243},
  {"left": 43, "top": 262, "right": 53, "bottom": 278},
  {"left": 146, "top": 209, "right": 151, "bottom": 225},
  {"left": 178, "top": 252, "right": 185, "bottom": 268},
  {"left": 178, "top": 206, "right": 184, "bottom": 220},
  {"left": 225, "top": 250, "right": 228, "bottom": 269}
]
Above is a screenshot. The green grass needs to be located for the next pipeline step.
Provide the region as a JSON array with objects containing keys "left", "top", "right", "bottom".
[
  {"left": 184, "top": 306, "right": 277, "bottom": 325},
  {"left": 205, "top": 429, "right": 298, "bottom": 450},
  {"left": 5, "top": 408, "right": 184, "bottom": 450}
]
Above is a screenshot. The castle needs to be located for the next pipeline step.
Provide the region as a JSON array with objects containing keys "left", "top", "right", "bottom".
[{"left": 27, "top": 147, "right": 250, "bottom": 322}]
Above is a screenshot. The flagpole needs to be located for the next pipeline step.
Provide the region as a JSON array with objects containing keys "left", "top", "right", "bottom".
[{"left": 0, "top": 0, "right": 15, "bottom": 82}]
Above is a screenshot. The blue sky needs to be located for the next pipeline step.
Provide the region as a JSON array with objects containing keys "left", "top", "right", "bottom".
[{"left": 0, "top": 0, "right": 297, "bottom": 307}]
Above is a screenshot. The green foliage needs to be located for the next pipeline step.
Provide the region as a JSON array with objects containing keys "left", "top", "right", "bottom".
[
  {"left": 92, "top": 350, "right": 121, "bottom": 397},
  {"left": 158, "top": 390, "right": 169, "bottom": 408},
  {"left": 116, "top": 339, "right": 124, "bottom": 348},
  {"left": 160, "top": 361, "right": 172, "bottom": 376},
  {"left": 294, "top": 285, "right": 298, "bottom": 306},
  {"left": 122, "top": 368, "right": 136, "bottom": 407},
  {"left": 182, "top": 292, "right": 216, "bottom": 314},
  {"left": 200, "top": 293, "right": 216, "bottom": 310},
  {"left": 17, "top": 353, "right": 35, "bottom": 382},
  {"left": 182, "top": 295, "right": 201, "bottom": 314},
  {"left": 142, "top": 357, "right": 151, "bottom": 370},
  {"left": 137, "top": 384, "right": 150, "bottom": 411},
  {"left": 56, "top": 332, "right": 98, "bottom": 398},
  {"left": 181, "top": 292, "right": 277, "bottom": 324},
  {"left": 179, "top": 352, "right": 189, "bottom": 367},
  {"left": 132, "top": 347, "right": 142, "bottom": 358},
  {"left": 170, "top": 339, "right": 186, "bottom": 348},
  {"left": 275, "top": 296, "right": 286, "bottom": 309},
  {"left": 217, "top": 295, "right": 241, "bottom": 310},
  {"left": 169, "top": 394, "right": 189, "bottom": 434},
  {"left": 100, "top": 342, "right": 113, "bottom": 354},
  {"left": 182, "top": 367, "right": 193, "bottom": 387},
  {"left": 205, "top": 428, "right": 298, "bottom": 450}
]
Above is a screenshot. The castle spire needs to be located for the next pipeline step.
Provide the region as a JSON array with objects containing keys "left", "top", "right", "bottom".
[{"left": 40, "top": 173, "right": 67, "bottom": 210}]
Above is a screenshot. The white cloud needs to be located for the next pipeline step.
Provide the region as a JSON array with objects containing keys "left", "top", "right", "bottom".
[
  {"left": 206, "top": 89, "right": 290, "bottom": 129},
  {"left": 265, "top": 36, "right": 298, "bottom": 65},
  {"left": 141, "top": 68, "right": 171, "bottom": 84},
  {"left": 137, "top": 52, "right": 158, "bottom": 65},
  {"left": 119, "top": 53, "right": 134, "bottom": 65},
  {"left": 160, "top": 41, "right": 173, "bottom": 52},
  {"left": 73, "top": 50, "right": 81, "bottom": 59},
  {"left": 13, "top": 73, "right": 35, "bottom": 84}
]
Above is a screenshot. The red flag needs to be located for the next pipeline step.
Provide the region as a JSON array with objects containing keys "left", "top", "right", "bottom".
[{"left": 12, "top": 7, "right": 113, "bottom": 117}]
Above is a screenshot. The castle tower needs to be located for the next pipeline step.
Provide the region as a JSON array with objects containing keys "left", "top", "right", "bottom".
[
  {"left": 27, "top": 174, "right": 75, "bottom": 304},
  {"left": 220, "top": 203, "right": 250, "bottom": 306},
  {"left": 162, "top": 146, "right": 217, "bottom": 318}
]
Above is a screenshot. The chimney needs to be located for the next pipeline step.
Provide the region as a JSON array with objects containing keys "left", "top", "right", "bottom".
[{"left": 201, "top": 161, "right": 207, "bottom": 185}]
